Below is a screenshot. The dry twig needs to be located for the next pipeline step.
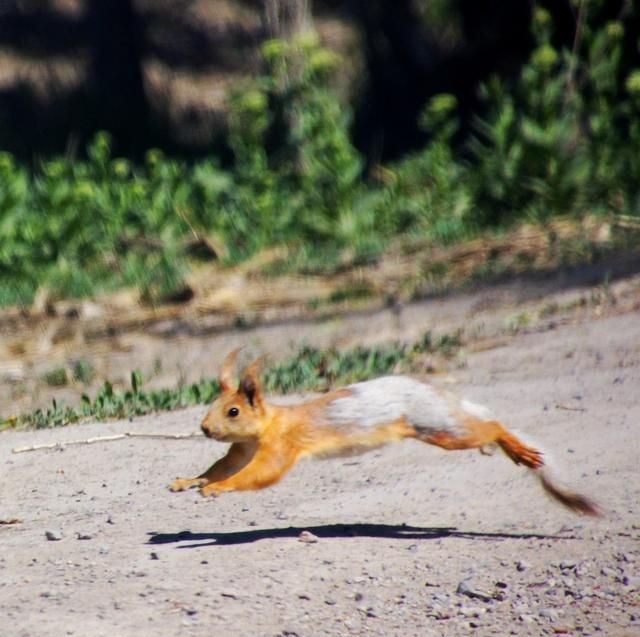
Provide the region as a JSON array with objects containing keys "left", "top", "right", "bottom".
[{"left": 12, "top": 431, "right": 203, "bottom": 454}]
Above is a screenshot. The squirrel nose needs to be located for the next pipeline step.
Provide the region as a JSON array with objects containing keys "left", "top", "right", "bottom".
[{"left": 201, "top": 422, "right": 212, "bottom": 438}]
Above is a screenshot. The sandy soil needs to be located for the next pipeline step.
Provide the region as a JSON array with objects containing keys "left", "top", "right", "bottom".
[{"left": 1, "top": 277, "right": 639, "bottom": 637}]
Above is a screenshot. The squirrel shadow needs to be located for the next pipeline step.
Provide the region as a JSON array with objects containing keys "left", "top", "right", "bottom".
[{"left": 147, "top": 523, "right": 574, "bottom": 548}]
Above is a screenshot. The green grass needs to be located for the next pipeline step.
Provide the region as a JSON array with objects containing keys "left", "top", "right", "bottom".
[{"left": 3, "top": 330, "right": 464, "bottom": 430}]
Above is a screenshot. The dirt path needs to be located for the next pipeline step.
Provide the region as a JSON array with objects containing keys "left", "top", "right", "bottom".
[{"left": 1, "top": 280, "right": 639, "bottom": 637}]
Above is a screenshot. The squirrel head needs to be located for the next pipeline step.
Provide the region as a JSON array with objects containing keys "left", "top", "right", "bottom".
[{"left": 200, "top": 351, "right": 267, "bottom": 442}]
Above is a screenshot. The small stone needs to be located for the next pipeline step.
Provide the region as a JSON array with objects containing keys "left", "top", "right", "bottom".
[
  {"left": 45, "top": 529, "right": 63, "bottom": 541},
  {"left": 99, "top": 546, "right": 109, "bottom": 555},
  {"left": 427, "top": 607, "right": 451, "bottom": 620},
  {"left": 516, "top": 560, "right": 530, "bottom": 572},
  {"left": 622, "top": 575, "right": 640, "bottom": 588},
  {"left": 574, "top": 562, "right": 589, "bottom": 577},
  {"left": 559, "top": 560, "right": 576, "bottom": 571},
  {"left": 458, "top": 606, "right": 486, "bottom": 618},
  {"left": 456, "top": 580, "right": 492, "bottom": 602},
  {"left": 298, "top": 531, "right": 319, "bottom": 544},
  {"left": 600, "top": 566, "right": 616, "bottom": 577},
  {"left": 150, "top": 552, "right": 159, "bottom": 560},
  {"left": 220, "top": 590, "right": 239, "bottom": 599},
  {"left": 519, "top": 614, "right": 536, "bottom": 624},
  {"left": 106, "top": 515, "right": 115, "bottom": 525},
  {"left": 182, "top": 607, "right": 197, "bottom": 616},
  {"left": 540, "top": 608, "right": 560, "bottom": 622},
  {"left": 324, "top": 598, "right": 337, "bottom": 606},
  {"left": 75, "top": 532, "right": 93, "bottom": 540}
]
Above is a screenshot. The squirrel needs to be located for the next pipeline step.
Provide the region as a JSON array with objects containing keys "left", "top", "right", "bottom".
[{"left": 170, "top": 349, "right": 600, "bottom": 516}]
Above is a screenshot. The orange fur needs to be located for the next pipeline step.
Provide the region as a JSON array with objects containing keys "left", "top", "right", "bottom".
[
  {"left": 170, "top": 351, "right": 600, "bottom": 516},
  {"left": 421, "top": 417, "right": 544, "bottom": 469}
]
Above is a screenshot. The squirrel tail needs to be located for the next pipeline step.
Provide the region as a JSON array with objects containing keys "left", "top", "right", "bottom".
[
  {"left": 495, "top": 425, "right": 601, "bottom": 517},
  {"left": 535, "top": 466, "right": 601, "bottom": 517}
]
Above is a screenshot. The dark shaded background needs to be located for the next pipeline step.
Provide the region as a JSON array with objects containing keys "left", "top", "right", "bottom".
[{"left": 0, "top": 0, "right": 635, "bottom": 163}]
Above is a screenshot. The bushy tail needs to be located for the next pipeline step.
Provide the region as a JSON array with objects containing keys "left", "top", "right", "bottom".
[
  {"left": 496, "top": 427, "right": 601, "bottom": 517},
  {"left": 536, "top": 468, "right": 601, "bottom": 516}
]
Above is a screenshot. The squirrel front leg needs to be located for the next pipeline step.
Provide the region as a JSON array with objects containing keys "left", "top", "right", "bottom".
[
  {"left": 200, "top": 445, "right": 297, "bottom": 497},
  {"left": 170, "top": 442, "right": 256, "bottom": 492}
]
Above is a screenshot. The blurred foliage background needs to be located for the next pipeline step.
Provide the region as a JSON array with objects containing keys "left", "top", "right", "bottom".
[{"left": 1, "top": 0, "right": 639, "bottom": 307}]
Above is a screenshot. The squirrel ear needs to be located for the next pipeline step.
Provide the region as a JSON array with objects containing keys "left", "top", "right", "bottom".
[
  {"left": 220, "top": 348, "right": 242, "bottom": 393},
  {"left": 239, "top": 356, "right": 266, "bottom": 408}
]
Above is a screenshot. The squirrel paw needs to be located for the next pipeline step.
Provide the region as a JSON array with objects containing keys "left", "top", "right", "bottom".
[
  {"left": 200, "top": 483, "right": 221, "bottom": 498},
  {"left": 170, "top": 477, "right": 206, "bottom": 492}
]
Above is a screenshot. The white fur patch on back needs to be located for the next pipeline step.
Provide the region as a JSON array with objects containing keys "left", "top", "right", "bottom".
[
  {"left": 460, "top": 399, "right": 495, "bottom": 421},
  {"left": 325, "top": 376, "right": 461, "bottom": 434}
]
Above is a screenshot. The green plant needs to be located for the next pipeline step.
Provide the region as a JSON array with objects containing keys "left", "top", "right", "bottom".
[
  {"left": 42, "top": 367, "right": 69, "bottom": 387},
  {"left": 226, "top": 33, "right": 365, "bottom": 252},
  {"left": 467, "top": 8, "right": 640, "bottom": 224},
  {"left": 371, "top": 94, "right": 474, "bottom": 245}
]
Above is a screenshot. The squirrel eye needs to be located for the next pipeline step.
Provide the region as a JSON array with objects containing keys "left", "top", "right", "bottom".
[{"left": 227, "top": 407, "right": 239, "bottom": 418}]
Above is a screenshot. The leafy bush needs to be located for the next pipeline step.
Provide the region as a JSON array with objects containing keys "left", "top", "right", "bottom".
[
  {"left": 0, "top": 16, "right": 639, "bottom": 308},
  {"left": 466, "top": 8, "right": 640, "bottom": 223}
]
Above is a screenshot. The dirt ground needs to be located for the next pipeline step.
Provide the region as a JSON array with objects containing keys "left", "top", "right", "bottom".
[{"left": 1, "top": 273, "right": 640, "bottom": 637}]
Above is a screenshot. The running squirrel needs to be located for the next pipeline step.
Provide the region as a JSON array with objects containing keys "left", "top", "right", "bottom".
[{"left": 170, "top": 349, "right": 600, "bottom": 515}]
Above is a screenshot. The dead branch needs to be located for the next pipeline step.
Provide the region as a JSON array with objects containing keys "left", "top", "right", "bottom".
[{"left": 12, "top": 431, "right": 204, "bottom": 454}]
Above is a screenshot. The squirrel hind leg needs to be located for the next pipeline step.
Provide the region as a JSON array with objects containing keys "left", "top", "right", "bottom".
[{"left": 419, "top": 418, "right": 544, "bottom": 469}]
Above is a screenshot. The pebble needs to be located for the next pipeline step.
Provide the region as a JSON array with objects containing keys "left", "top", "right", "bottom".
[
  {"left": 426, "top": 608, "right": 451, "bottom": 620},
  {"left": 539, "top": 608, "right": 560, "bottom": 622},
  {"left": 574, "top": 562, "right": 589, "bottom": 577},
  {"left": 220, "top": 590, "right": 239, "bottom": 599},
  {"left": 516, "top": 560, "right": 530, "bottom": 572},
  {"left": 45, "top": 529, "right": 63, "bottom": 541},
  {"left": 456, "top": 581, "right": 492, "bottom": 602},
  {"left": 622, "top": 575, "right": 640, "bottom": 587},
  {"left": 600, "top": 567, "right": 616, "bottom": 577},
  {"left": 298, "top": 531, "right": 319, "bottom": 544},
  {"left": 75, "top": 532, "right": 93, "bottom": 540},
  {"left": 458, "top": 606, "right": 486, "bottom": 618}
]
